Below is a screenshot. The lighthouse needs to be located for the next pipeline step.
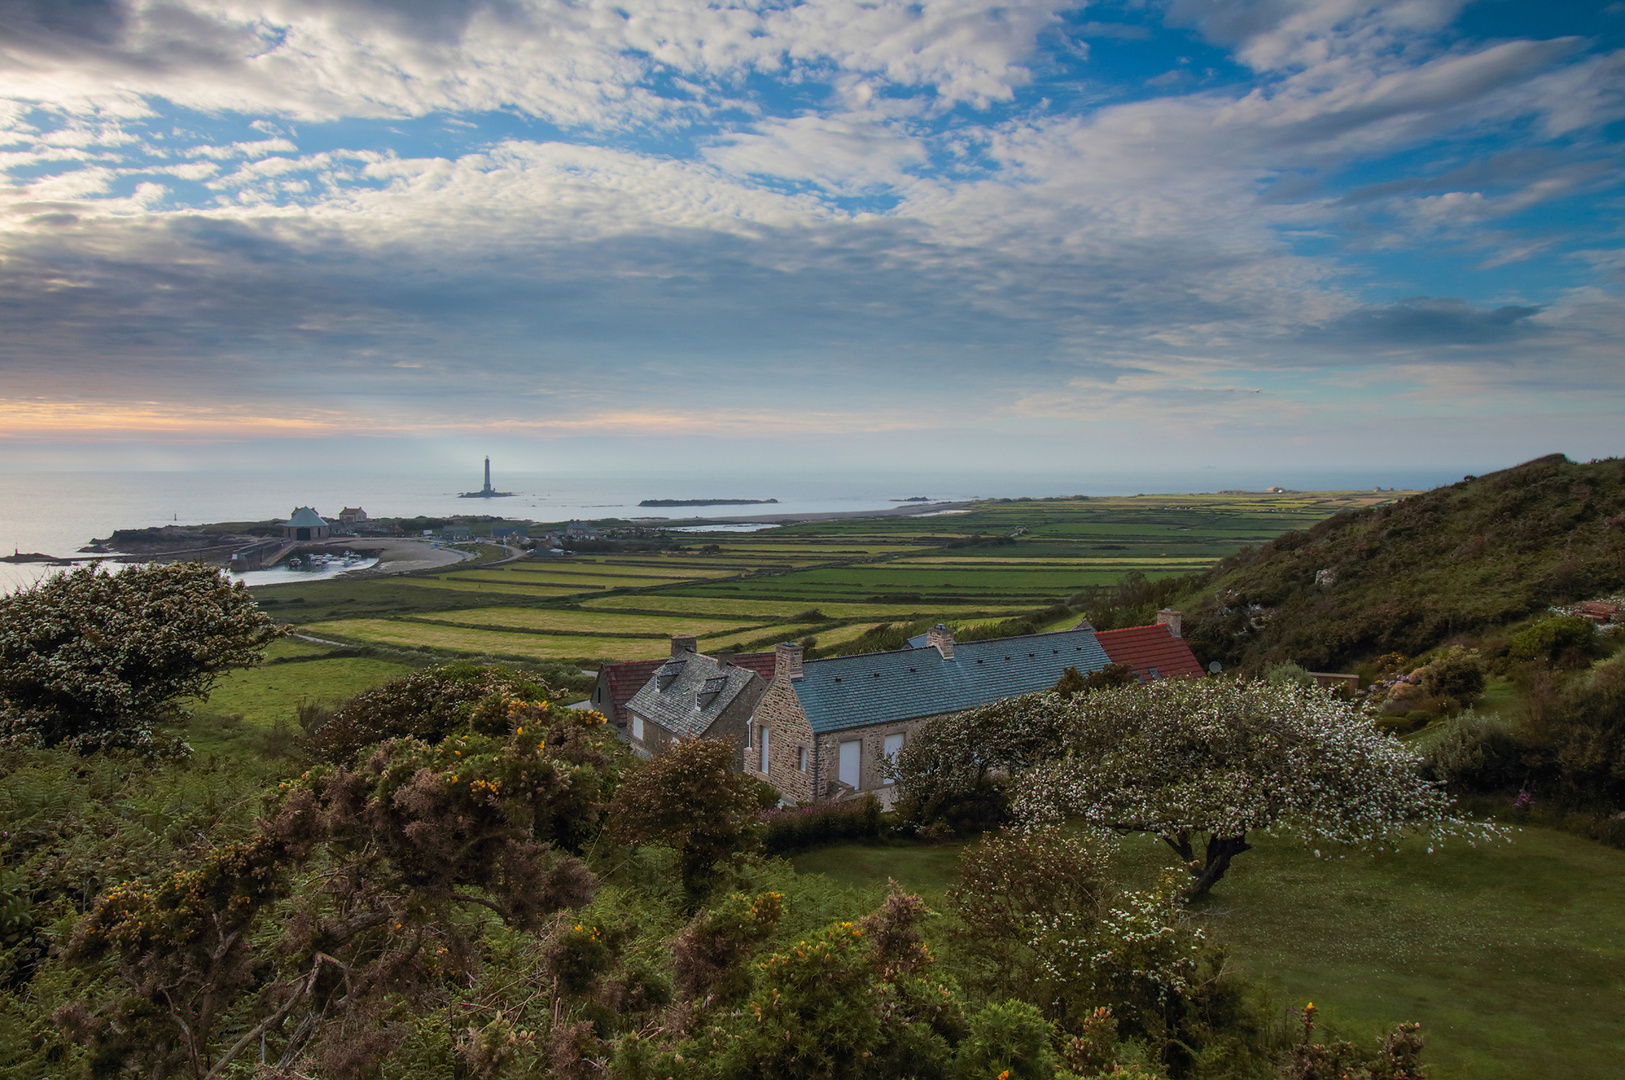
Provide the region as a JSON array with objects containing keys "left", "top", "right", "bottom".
[{"left": 459, "top": 457, "right": 515, "bottom": 498}]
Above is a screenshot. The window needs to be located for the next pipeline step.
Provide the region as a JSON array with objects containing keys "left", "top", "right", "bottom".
[
  {"left": 838, "top": 740, "right": 861, "bottom": 788},
  {"left": 796, "top": 746, "right": 807, "bottom": 772},
  {"left": 631, "top": 715, "right": 644, "bottom": 741},
  {"left": 882, "top": 733, "right": 905, "bottom": 784},
  {"left": 759, "top": 726, "right": 770, "bottom": 774}
]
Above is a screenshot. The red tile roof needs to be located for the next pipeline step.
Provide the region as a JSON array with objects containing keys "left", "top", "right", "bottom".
[
  {"left": 595, "top": 650, "right": 776, "bottom": 724},
  {"left": 597, "top": 659, "right": 663, "bottom": 724},
  {"left": 1093, "top": 624, "right": 1204, "bottom": 681}
]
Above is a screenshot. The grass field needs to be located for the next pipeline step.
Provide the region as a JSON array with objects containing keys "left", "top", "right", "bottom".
[
  {"left": 199, "top": 655, "right": 419, "bottom": 725},
  {"left": 398, "top": 606, "right": 769, "bottom": 637},
  {"left": 301, "top": 618, "right": 665, "bottom": 661},
  {"left": 792, "top": 827, "right": 1625, "bottom": 1080},
  {"left": 252, "top": 490, "right": 1409, "bottom": 670}
]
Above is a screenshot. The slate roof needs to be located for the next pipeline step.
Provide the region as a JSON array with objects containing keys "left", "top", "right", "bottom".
[
  {"left": 626, "top": 651, "right": 766, "bottom": 738},
  {"left": 286, "top": 507, "right": 327, "bottom": 527},
  {"left": 790, "top": 628, "right": 1111, "bottom": 735},
  {"left": 1094, "top": 624, "right": 1204, "bottom": 681}
]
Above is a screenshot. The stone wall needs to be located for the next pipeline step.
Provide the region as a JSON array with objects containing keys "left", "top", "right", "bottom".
[
  {"left": 749, "top": 677, "right": 817, "bottom": 804},
  {"left": 813, "top": 712, "right": 947, "bottom": 801}
]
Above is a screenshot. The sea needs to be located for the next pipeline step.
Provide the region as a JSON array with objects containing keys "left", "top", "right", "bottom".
[{"left": 0, "top": 466, "right": 1467, "bottom": 594}]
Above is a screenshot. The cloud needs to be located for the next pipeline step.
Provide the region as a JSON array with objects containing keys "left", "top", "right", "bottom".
[
  {"left": 0, "top": 0, "right": 1619, "bottom": 466},
  {"left": 1312, "top": 297, "right": 1543, "bottom": 347}
]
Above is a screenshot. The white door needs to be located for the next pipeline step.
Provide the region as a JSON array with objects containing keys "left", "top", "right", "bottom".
[
  {"left": 882, "top": 733, "right": 904, "bottom": 784},
  {"left": 838, "top": 739, "right": 861, "bottom": 788}
]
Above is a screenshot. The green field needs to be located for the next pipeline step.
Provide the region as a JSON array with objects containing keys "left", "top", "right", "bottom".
[
  {"left": 794, "top": 827, "right": 1625, "bottom": 1080},
  {"left": 252, "top": 490, "right": 1406, "bottom": 671},
  {"left": 198, "top": 655, "right": 418, "bottom": 725}
]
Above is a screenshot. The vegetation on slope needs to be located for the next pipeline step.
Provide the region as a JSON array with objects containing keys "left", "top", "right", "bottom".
[{"left": 1179, "top": 455, "right": 1625, "bottom": 673}]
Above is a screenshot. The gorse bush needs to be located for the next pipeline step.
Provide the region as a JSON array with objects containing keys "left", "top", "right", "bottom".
[{"left": 303, "top": 662, "right": 551, "bottom": 764}]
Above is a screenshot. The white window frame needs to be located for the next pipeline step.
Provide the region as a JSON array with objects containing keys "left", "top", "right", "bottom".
[
  {"left": 796, "top": 746, "right": 807, "bottom": 772},
  {"left": 759, "top": 725, "right": 770, "bottom": 774},
  {"left": 631, "top": 715, "right": 644, "bottom": 741}
]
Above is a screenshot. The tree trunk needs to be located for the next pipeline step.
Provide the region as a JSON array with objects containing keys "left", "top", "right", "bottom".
[{"left": 1184, "top": 833, "right": 1251, "bottom": 899}]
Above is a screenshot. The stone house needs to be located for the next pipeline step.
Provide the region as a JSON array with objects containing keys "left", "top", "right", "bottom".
[
  {"left": 592, "top": 645, "right": 775, "bottom": 731},
  {"left": 746, "top": 625, "right": 1113, "bottom": 806},
  {"left": 621, "top": 636, "right": 770, "bottom": 759},
  {"left": 491, "top": 524, "right": 529, "bottom": 541}
]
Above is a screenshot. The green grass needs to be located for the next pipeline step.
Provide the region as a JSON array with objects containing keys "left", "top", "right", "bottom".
[
  {"left": 301, "top": 618, "right": 668, "bottom": 661},
  {"left": 192, "top": 655, "right": 417, "bottom": 728},
  {"left": 791, "top": 827, "right": 1625, "bottom": 1080}
]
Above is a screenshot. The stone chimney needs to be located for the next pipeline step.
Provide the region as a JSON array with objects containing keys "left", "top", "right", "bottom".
[
  {"left": 775, "top": 641, "right": 804, "bottom": 680},
  {"left": 926, "top": 623, "right": 955, "bottom": 660},
  {"left": 1156, "top": 609, "right": 1182, "bottom": 637},
  {"left": 670, "top": 633, "right": 698, "bottom": 657},
  {"left": 716, "top": 649, "right": 735, "bottom": 669}
]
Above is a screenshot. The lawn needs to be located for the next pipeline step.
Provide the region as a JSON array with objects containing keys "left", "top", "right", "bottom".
[
  {"left": 191, "top": 655, "right": 418, "bottom": 728},
  {"left": 791, "top": 827, "right": 1625, "bottom": 1080}
]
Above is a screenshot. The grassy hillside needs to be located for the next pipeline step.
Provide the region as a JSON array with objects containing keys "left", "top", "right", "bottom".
[{"left": 1179, "top": 455, "right": 1625, "bottom": 671}]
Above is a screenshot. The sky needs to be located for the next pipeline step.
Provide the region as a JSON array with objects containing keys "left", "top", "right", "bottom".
[{"left": 1, "top": 0, "right": 1622, "bottom": 478}]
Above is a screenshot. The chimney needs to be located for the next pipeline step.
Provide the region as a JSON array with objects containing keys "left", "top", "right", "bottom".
[
  {"left": 926, "top": 623, "right": 955, "bottom": 660},
  {"left": 716, "top": 649, "right": 735, "bottom": 669},
  {"left": 1156, "top": 609, "right": 1182, "bottom": 637},
  {"left": 670, "top": 633, "right": 698, "bottom": 657},
  {"left": 775, "top": 641, "right": 804, "bottom": 680}
]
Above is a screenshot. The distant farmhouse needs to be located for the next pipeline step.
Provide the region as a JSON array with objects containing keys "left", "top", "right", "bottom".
[
  {"left": 281, "top": 507, "right": 330, "bottom": 542},
  {"left": 609, "top": 616, "right": 1203, "bottom": 806},
  {"left": 338, "top": 507, "right": 367, "bottom": 524},
  {"left": 491, "top": 524, "right": 529, "bottom": 542},
  {"left": 442, "top": 524, "right": 473, "bottom": 543}
]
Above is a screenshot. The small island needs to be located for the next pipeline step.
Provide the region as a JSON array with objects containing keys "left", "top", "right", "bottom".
[
  {"left": 892, "top": 496, "right": 931, "bottom": 502},
  {"left": 638, "top": 497, "right": 779, "bottom": 507}
]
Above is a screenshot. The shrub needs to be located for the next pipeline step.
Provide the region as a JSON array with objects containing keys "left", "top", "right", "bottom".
[
  {"left": 607, "top": 738, "right": 763, "bottom": 897},
  {"left": 1509, "top": 616, "right": 1596, "bottom": 663},
  {"left": 304, "top": 663, "right": 550, "bottom": 764},
  {"left": 760, "top": 796, "right": 882, "bottom": 855},
  {"left": 1418, "top": 710, "right": 1524, "bottom": 791},
  {"left": 1264, "top": 661, "right": 1316, "bottom": 687},
  {"left": 1414, "top": 646, "right": 1485, "bottom": 706},
  {"left": 0, "top": 563, "right": 280, "bottom": 752}
]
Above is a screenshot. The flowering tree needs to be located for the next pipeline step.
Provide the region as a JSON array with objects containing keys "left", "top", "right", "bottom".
[
  {"left": 1013, "top": 679, "right": 1498, "bottom": 898},
  {"left": 0, "top": 562, "right": 280, "bottom": 751}
]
